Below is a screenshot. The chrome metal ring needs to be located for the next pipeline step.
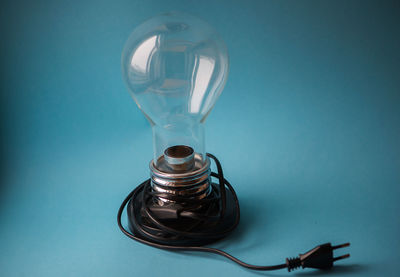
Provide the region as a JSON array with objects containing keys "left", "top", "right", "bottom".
[{"left": 150, "top": 154, "right": 212, "bottom": 203}]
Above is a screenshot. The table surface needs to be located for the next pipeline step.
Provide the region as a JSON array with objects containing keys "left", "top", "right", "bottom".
[{"left": 1, "top": 0, "right": 399, "bottom": 276}]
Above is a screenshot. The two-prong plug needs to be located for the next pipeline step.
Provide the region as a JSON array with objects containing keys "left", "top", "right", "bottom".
[{"left": 286, "top": 242, "right": 350, "bottom": 272}]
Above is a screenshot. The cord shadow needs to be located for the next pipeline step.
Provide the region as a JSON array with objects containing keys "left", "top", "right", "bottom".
[
  {"left": 164, "top": 193, "right": 278, "bottom": 269},
  {"left": 167, "top": 250, "right": 284, "bottom": 277},
  {"left": 211, "top": 193, "right": 270, "bottom": 251},
  {"left": 294, "top": 264, "right": 368, "bottom": 276}
]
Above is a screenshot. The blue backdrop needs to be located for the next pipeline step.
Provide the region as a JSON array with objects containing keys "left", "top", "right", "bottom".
[{"left": 1, "top": 0, "right": 399, "bottom": 276}]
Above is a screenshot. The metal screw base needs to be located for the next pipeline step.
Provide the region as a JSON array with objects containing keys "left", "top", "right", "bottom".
[{"left": 150, "top": 154, "right": 212, "bottom": 204}]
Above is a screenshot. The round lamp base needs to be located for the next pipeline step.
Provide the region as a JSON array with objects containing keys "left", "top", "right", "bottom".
[{"left": 126, "top": 180, "right": 239, "bottom": 247}]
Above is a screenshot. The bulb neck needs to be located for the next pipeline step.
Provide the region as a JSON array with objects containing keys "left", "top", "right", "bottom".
[
  {"left": 152, "top": 121, "right": 205, "bottom": 167},
  {"left": 149, "top": 154, "right": 212, "bottom": 204}
]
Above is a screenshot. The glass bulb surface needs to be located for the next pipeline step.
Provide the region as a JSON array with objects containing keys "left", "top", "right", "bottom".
[{"left": 122, "top": 12, "right": 228, "bottom": 170}]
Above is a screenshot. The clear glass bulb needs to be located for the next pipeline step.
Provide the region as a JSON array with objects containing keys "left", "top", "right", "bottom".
[{"left": 122, "top": 12, "right": 228, "bottom": 170}]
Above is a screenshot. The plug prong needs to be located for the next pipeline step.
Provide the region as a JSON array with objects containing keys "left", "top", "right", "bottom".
[
  {"left": 333, "top": 254, "right": 350, "bottom": 262},
  {"left": 332, "top": 242, "right": 350, "bottom": 250}
]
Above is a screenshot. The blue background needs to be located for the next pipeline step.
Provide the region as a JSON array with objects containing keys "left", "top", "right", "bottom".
[{"left": 1, "top": 0, "right": 399, "bottom": 276}]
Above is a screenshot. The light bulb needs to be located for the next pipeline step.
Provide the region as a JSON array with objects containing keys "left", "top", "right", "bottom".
[
  {"left": 118, "top": 13, "right": 352, "bottom": 267},
  {"left": 121, "top": 12, "right": 228, "bottom": 173}
]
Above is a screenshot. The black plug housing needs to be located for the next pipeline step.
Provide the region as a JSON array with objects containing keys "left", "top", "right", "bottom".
[{"left": 286, "top": 242, "right": 350, "bottom": 272}]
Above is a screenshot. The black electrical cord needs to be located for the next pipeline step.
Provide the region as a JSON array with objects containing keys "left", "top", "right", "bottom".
[{"left": 117, "top": 153, "right": 350, "bottom": 272}]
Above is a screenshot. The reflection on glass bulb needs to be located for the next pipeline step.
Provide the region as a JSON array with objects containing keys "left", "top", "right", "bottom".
[{"left": 122, "top": 12, "right": 228, "bottom": 170}]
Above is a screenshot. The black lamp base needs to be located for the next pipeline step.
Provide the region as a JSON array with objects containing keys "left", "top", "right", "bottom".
[{"left": 126, "top": 180, "right": 239, "bottom": 247}]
